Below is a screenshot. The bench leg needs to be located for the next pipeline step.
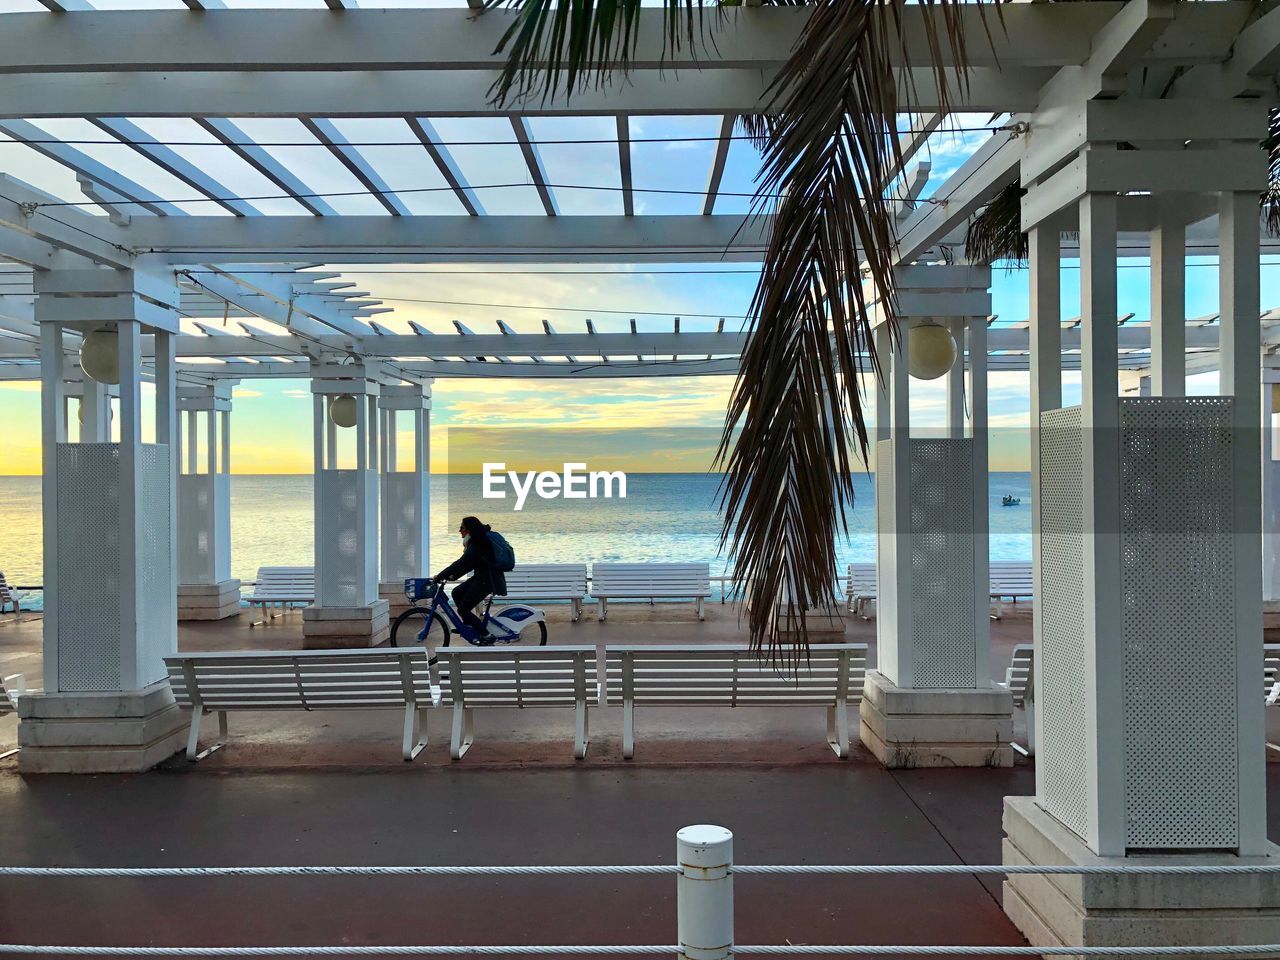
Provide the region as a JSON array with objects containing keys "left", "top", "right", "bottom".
[
  {"left": 826, "top": 704, "right": 849, "bottom": 759},
  {"left": 571, "top": 598, "right": 581, "bottom": 623},
  {"left": 598, "top": 598, "right": 607, "bottom": 622},
  {"left": 450, "top": 704, "right": 474, "bottom": 760},
  {"left": 248, "top": 604, "right": 264, "bottom": 628},
  {"left": 186, "top": 708, "right": 227, "bottom": 762},
  {"left": 623, "top": 699, "right": 635, "bottom": 760},
  {"left": 0, "top": 747, "right": 17, "bottom": 761},
  {"left": 696, "top": 597, "right": 704, "bottom": 621},
  {"left": 403, "top": 704, "right": 429, "bottom": 761},
  {"left": 574, "top": 700, "right": 589, "bottom": 760}
]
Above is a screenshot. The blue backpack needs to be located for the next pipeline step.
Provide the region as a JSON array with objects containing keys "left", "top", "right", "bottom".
[{"left": 488, "top": 531, "right": 516, "bottom": 572}]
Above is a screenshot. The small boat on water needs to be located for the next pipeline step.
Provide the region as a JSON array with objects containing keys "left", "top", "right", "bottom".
[{"left": 1001, "top": 495, "right": 1021, "bottom": 507}]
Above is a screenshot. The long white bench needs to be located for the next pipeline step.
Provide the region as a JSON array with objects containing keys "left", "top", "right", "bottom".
[
  {"left": 165, "top": 648, "right": 434, "bottom": 762},
  {"left": 438, "top": 646, "right": 597, "bottom": 761},
  {"left": 0, "top": 571, "right": 21, "bottom": 617},
  {"left": 591, "top": 563, "right": 712, "bottom": 621},
  {"left": 502, "top": 564, "right": 589, "bottom": 622},
  {"left": 0, "top": 673, "right": 26, "bottom": 760},
  {"left": 604, "top": 643, "right": 868, "bottom": 759},
  {"left": 247, "top": 566, "right": 314, "bottom": 626},
  {"left": 844, "top": 562, "right": 1035, "bottom": 619}
]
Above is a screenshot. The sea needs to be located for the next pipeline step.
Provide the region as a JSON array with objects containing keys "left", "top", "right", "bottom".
[{"left": 0, "top": 472, "right": 1033, "bottom": 609}]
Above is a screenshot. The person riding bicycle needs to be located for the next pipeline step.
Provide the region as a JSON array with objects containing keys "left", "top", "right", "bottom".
[{"left": 435, "top": 516, "right": 508, "bottom": 637}]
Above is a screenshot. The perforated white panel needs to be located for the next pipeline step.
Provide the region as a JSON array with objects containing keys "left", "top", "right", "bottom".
[
  {"left": 317, "top": 469, "right": 378, "bottom": 607},
  {"left": 381, "top": 472, "right": 424, "bottom": 581},
  {"left": 875, "top": 440, "right": 901, "bottom": 685},
  {"left": 1038, "top": 407, "right": 1090, "bottom": 841},
  {"left": 135, "top": 444, "right": 175, "bottom": 688},
  {"left": 177, "top": 473, "right": 230, "bottom": 585},
  {"left": 56, "top": 443, "right": 123, "bottom": 691},
  {"left": 1120, "top": 397, "right": 1238, "bottom": 849},
  {"left": 909, "top": 439, "right": 977, "bottom": 688}
]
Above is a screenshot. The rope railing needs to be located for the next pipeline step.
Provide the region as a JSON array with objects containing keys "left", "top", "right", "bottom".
[{"left": 6, "top": 828, "right": 1278, "bottom": 959}]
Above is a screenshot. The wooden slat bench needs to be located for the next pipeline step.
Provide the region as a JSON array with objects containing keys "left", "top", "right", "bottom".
[
  {"left": 590, "top": 562, "right": 712, "bottom": 621},
  {"left": 501, "top": 564, "right": 589, "bottom": 622},
  {"left": 437, "top": 646, "right": 597, "bottom": 760},
  {"left": 0, "top": 572, "right": 20, "bottom": 616},
  {"left": 247, "top": 566, "right": 314, "bottom": 626},
  {"left": 603, "top": 643, "right": 868, "bottom": 759},
  {"left": 165, "top": 648, "right": 434, "bottom": 762}
]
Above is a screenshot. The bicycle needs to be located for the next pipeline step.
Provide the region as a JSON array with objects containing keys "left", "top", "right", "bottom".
[{"left": 389, "top": 576, "right": 548, "bottom": 656}]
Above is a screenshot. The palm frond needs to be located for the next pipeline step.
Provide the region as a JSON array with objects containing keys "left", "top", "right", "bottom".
[
  {"left": 1264, "top": 107, "right": 1280, "bottom": 237},
  {"left": 965, "top": 181, "right": 1028, "bottom": 267},
  {"left": 482, "top": 0, "right": 991, "bottom": 660}
]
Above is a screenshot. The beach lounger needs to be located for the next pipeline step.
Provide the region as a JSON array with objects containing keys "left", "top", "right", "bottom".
[
  {"left": 247, "top": 566, "right": 314, "bottom": 626},
  {"left": 604, "top": 644, "right": 867, "bottom": 759},
  {"left": 166, "top": 648, "right": 434, "bottom": 762},
  {"left": 590, "top": 562, "right": 712, "bottom": 621},
  {"left": 501, "top": 564, "right": 589, "bottom": 622},
  {"left": 437, "top": 646, "right": 597, "bottom": 760}
]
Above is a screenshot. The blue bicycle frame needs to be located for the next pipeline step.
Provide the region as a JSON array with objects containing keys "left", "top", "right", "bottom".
[{"left": 403, "top": 577, "right": 518, "bottom": 645}]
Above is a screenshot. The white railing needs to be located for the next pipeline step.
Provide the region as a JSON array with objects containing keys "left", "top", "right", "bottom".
[{"left": 4, "top": 826, "right": 1280, "bottom": 957}]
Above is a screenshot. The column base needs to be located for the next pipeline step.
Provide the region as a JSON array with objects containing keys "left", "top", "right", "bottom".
[
  {"left": 378, "top": 581, "right": 414, "bottom": 616},
  {"left": 1003, "top": 796, "right": 1280, "bottom": 957},
  {"left": 177, "top": 580, "right": 242, "bottom": 621},
  {"left": 858, "top": 669, "right": 1014, "bottom": 768},
  {"left": 17, "top": 680, "right": 186, "bottom": 773},
  {"left": 302, "top": 600, "right": 390, "bottom": 649}
]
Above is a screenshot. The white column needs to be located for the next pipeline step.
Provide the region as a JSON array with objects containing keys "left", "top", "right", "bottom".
[
  {"left": 1078, "top": 191, "right": 1125, "bottom": 856},
  {"left": 379, "top": 384, "right": 432, "bottom": 600},
  {"left": 25, "top": 265, "right": 186, "bottom": 773},
  {"left": 1150, "top": 202, "right": 1186, "bottom": 397},
  {"left": 307, "top": 362, "right": 388, "bottom": 648},
  {"left": 877, "top": 323, "right": 913, "bottom": 683},
  {"left": 1264, "top": 383, "right": 1280, "bottom": 601},
  {"left": 1219, "top": 189, "right": 1267, "bottom": 855},
  {"left": 946, "top": 318, "right": 965, "bottom": 439},
  {"left": 176, "top": 383, "right": 239, "bottom": 620},
  {"left": 969, "top": 315, "right": 991, "bottom": 687}
]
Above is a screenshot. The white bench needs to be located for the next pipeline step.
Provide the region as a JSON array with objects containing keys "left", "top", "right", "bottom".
[
  {"left": 501, "top": 564, "right": 589, "bottom": 622},
  {"left": 604, "top": 643, "right": 868, "bottom": 759},
  {"left": 165, "top": 648, "right": 434, "bottom": 762},
  {"left": 247, "top": 566, "right": 314, "bottom": 625},
  {"left": 845, "top": 563, "right": 877, "bottom": 619},
  {"left": 0, "top": 673, "right": 26, "bottom": 760},
  {"left": 437, "top": 646, "right": 597, "bottom": 761},
  {"left": 1001, "top": 644, "right": 1034, "bottom": 757},
  {"left": 843, "top": 562, "right": 1035, "bottom": 619},
  {"left": 0, "top": 572, "right": 20, "bottom": 616},
  {"left": 590, "top": 563, "right": 712, "bottom": 621},
  {"left": 990, "top": 563, "right": 1034, "bottom": 618}
]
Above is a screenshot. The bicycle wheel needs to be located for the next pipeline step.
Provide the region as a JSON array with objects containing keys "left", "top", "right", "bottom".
[
  {"left": 390, "top": 606, "right": 451, "bottom": 660},
  {"left": 506, "top": 621, "right": 548, "bottom": 646}
]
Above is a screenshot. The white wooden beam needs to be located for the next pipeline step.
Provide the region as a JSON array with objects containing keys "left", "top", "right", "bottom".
[
  {"left": 510, "top": 116, "right": 558, "bottom": 218},
  {"left": 407, "top": 117, "right": 483, "bottom": 217},
  {"left": 703, "top": 114, "right": 736, "bottom": 217},
  {"left": 302, "top": 117, "right": 409, "bottom": 217},
  {"left": 196, "top": 118, "right": 338, "bottom": 217},
  {"left": 617, "top": 115, "right": 634, "bottom": 218}
]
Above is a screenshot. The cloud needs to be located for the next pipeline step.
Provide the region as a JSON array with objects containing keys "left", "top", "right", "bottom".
[
  {"left": 232, "top": 387, "right": 263, "bottom": 399},
  {"left": 281, "top": 389, "right": 309, "bottom": 398}
]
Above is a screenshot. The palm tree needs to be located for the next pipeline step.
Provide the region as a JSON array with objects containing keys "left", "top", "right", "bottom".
[{"left": 481, "top": 0, "right": 992, "bottom": 659}]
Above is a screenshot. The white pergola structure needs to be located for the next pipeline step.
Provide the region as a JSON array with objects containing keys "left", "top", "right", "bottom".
[{"left": 2, "top": 0, "right": 1280, "bottom": 948}]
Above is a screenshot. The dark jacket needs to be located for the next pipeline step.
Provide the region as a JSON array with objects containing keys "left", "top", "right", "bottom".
[{"left": 437, "top": 533, "right": 507, "bottom": 596}]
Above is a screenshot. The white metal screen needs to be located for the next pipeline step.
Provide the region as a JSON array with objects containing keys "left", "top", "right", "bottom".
[
  {"left": 1038, "top": 407, "right": 1090, "bottom": 840},
  {"left": 56, "top": 443, "right": 123, "bottom": 691},
  {"left": 317, "top": 468, "right": 378, "bottom": 607},
  {"left": 909, "top": 439, "right": 978, "bottom": 688},
  {"left": 875, "top": 439, "right": 901, "bottom": 683},
  {"left": 380, "top": 471, "right": 423, "bottom": 581},
  {"left": 1120, "top": 397, "right": 1238, "bottom": 849},
  {"left": 135, "top": 444, "right": 175, "bottom": 689},
  {"left": 177, "top": 473, "right": 230, "bottom": 585}
]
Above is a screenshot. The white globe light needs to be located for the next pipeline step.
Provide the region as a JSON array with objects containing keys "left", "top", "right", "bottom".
[
  {"left": 329, "top": 394, "right": 358, "bottom": 429},
  {"left": 79, "top": 327, "right": 120, "bottom": 385},
  {"left": 908, "top": 323, "right": 956, "bottom": 381}
]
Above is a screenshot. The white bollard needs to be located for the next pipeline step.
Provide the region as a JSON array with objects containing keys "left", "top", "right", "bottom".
[{"left": 677, "top": 825, "right": 734, "bottom": 960}]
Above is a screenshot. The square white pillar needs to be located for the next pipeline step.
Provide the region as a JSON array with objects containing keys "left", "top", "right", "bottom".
[
  {"left": 377, "top": 383, "right": 431, "bottom": 614},
  {"left": 176, "top": 382, "right": 239, "bottom": 620}
]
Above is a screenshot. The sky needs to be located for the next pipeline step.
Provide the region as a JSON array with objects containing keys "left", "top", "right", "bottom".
[{"left": 1, "top": 111, "right": 1278, "bottom": 475}]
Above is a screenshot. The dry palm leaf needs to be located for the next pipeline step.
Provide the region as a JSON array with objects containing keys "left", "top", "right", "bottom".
[{"left": 483, "top": 0, "right": 992, "bottom": 662}]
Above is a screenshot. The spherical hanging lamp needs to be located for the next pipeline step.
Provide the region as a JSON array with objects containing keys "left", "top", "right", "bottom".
[
  {"left": 79, "top": 327, "right": 120, "bottom": 385},
  {"left": 907, "top": 322, "right": 957, "bottom": 381},
  {"left": 328, "top": 394, "right": 358, "bottom": 429}
]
